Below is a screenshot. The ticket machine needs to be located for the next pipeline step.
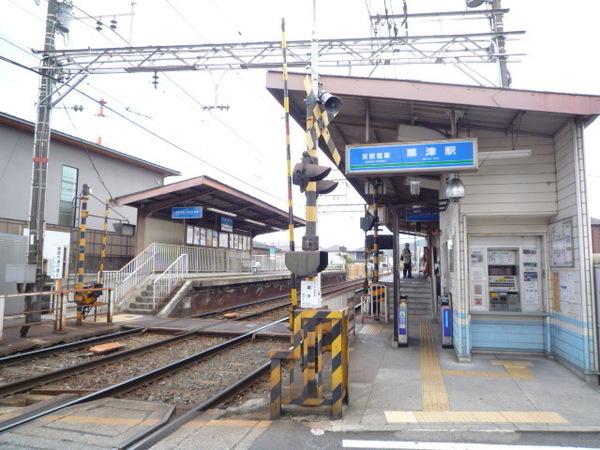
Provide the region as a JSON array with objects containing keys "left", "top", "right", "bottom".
[
  {"left": 487, "top": 250, "right": 520, "bottom": 312},
  {"left": 468, "top": 239, "right": 541, "bottom": 314}
]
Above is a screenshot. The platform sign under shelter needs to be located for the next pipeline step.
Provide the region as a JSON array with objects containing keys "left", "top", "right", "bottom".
[{"left": 345, "top": 138, "right": 478, "bottom": 175}]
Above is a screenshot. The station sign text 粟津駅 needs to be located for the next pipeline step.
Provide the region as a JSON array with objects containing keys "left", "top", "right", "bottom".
[
  {"left": 171, "top": 206, "right": 203, "bottom": 219},
  {"left": 345, "top": 138, "right": 478, "bottom": 175}
]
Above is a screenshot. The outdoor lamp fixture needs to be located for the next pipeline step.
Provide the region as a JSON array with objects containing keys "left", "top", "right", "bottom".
[
  {"left": 318, "top": 91, "right": 342, "bottom": 115},
  {"left": 206, "top": 207, "right": 237, "bottom": 217},
  {"left": 466, "top": 0, "right": 492, "bottom": 7},
  {"left": 244, "top": 218, "right": 266, "bottom": 227},
  {"left": 409, "top": 179, "right": 421, "bottom": 197},
  {"left": 445, "top": 176, "right": 465, "bottom": 202}
]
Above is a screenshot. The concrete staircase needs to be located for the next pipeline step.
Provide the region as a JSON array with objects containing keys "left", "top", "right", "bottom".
[{"left": 398, "top": 276, "right": 433, "bottom": 317}]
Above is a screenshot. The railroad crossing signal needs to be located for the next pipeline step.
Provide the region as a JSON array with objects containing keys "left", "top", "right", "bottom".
[
  {"left": 292, "top": 151, "right": 338, "bottom": 195},
  {"left": 360, "top": 211, "right": 377, "bottom": 231}
]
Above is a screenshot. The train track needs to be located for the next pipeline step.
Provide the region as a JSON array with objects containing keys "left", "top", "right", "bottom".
[
  {"left": 195, "top": 278, "right": 363, "bottom": 321},
  {"left": 0, "top": 280, "right": 363, "bottom": 446},
  {"left": 0, "top": 318, "right": 287, "bottom": 434}
]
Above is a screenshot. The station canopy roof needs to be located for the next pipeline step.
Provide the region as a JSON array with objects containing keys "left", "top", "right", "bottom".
[
  {"left": 266, "top": 71, "right": 600, "bottom": 231},
  {"left": 114, "top": 175, "right": 306, "bottom": 236}
]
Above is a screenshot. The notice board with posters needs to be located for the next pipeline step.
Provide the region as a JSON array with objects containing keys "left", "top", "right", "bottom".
[{"left": 549, "top": 219, "right": 574, "bottom": 267}]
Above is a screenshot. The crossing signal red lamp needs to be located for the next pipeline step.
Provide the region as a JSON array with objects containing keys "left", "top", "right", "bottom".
[{"left": 292, "top": 151, "right": 338, "bottom": 195}]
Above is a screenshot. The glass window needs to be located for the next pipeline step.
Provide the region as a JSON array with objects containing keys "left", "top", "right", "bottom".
[{"left": 58, "top": 165, "right": 78, "bottom": 227}]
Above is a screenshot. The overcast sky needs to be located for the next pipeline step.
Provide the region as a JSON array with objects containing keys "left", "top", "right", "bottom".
[{"left": 1, "top": 0, "right": 599, "bottom": 250}]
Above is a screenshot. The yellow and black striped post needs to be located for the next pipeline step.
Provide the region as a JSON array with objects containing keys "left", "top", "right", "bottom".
[
  {"left": 303, "top": 75, "right": 319, "bottom": 252},
  {"left": 75, "top": 184, "right": 89, "bottom": 324},
  {"left": 330, "top": 317, "right": 344, "bottom": 418},
  {"left": 281, "top": 18, "right": 298, "bottom": 330},
  {"left": 98, "top": 199, "right": 110, "bottom": 285}
]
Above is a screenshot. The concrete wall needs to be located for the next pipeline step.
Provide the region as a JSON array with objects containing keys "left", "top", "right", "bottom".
[
  {"left": 141, "top": 217, "right": 185, "bottom": 248},
  {"left": 0, "top": 125, "right": 167, "bottom": 230}
]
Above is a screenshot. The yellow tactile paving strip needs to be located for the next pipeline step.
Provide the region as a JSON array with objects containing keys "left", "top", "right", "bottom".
[
  {"left": 385, "top": 410, "right": 568, "bottom": 424},
  {"left": 360, "top": 324, "right": 384, "bottom": 335},
  {"left": 419, "top": 321, "right": 450, "bottom": 411}
]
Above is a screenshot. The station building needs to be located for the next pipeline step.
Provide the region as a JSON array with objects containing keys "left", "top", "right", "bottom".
[{"left": 268, "top": 72, "right": 600, "bottom": 381}]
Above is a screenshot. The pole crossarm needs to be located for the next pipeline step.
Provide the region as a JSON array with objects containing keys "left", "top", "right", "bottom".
[{"left": 33, "top": 31, "right": 525, "bottom": 75}]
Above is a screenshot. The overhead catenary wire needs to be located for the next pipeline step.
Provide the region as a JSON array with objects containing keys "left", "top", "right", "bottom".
[
  {"left": 0, "top": 54, "right": 286, "bottom": 204},
  {"left": 63, "top": 105, "right": 114, "bottom": 199}
]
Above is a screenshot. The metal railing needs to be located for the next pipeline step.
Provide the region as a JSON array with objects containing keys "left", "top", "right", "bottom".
[
  {"left": 153, "top": 254, "right": 188, "bottom": 310},
  {"left": 0, "top": 287, "right": 113, "bottom": 341},
  {"left": 251, "top": 254, "right": 287, "bottom": 272},
  {"left": 100, "top": 243, "right": 253, "bottom": 310}
]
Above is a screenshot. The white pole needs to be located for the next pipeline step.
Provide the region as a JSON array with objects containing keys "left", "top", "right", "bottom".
[{"left": 0, "top": 295, "right": 5, "bottom": 342}]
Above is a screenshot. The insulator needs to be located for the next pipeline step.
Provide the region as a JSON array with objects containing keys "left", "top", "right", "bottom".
[
  {"left": 152, "top": 72, "right": 159, "bottom": 89},
  {"left": 96, "top": 20, "right": 102, "bottom": 32},
  {"left": 110, "top": 18, "right": 117, "bottom": 30}
]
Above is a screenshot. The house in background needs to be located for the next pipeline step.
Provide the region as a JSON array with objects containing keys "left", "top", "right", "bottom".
[
  {"left": 592, "top": 218, "right": 600, "bottom": 255},
  {"left": 0, "top": 111, "right": 179, "bottom": 272}
]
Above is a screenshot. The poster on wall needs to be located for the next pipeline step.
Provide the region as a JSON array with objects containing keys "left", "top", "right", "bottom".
[
  {"left": 219, "top": 232, "right": 229, "bottom": 248},
  {"left": 193, "top": 226, "right": 200, "bottom": 245},
  {"left": 549, "top": 219, "right": 574, "bottom": 267},
  {"left": 200, "top": 228, "right": 206, "bottom": 246},
  {"left": 229, "top": 234, "right": 234, "bottom": 249},
  {"left": 521, "top": 247, "right": 541, "bottom": 311},
  {"left": 212, "top": 230, "right": 218, "bottom": 247},
  {"left": 233, "top": 234, "right": 238, "bottom": 250},
  {"left": 469, "top": 248, "right": 487, "bottom": 311},
  {"left": 557, "top": 272, "right": 581, "bottom": 318},
  {"left": 186, "top": 226, "right": 194, "bottom": 245}
]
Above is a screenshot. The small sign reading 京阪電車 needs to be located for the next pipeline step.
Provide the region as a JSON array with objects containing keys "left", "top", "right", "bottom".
[{"left": 345, "top": 138, "right": 478, "bottom": 175}]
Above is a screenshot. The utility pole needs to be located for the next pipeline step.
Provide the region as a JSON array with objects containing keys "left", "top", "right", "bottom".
[
  {"left": 491, "top": 0, "right": 510, "bottom": 88},
  {"left": 21, "top": 0, "right": 59, "bottom": 337}
]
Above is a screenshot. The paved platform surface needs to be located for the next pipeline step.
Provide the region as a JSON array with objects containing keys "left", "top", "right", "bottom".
[
  {"left": 330, "top": 318, "right": 600, "bottom": 433},
  {"left": 0, "top": 398, "right": 174, "bottom": 449},
  {"left": 0, "top": 319, "right": 118, "bottom": 356}
]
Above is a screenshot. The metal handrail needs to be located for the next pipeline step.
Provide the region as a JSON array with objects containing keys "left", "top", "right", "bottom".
[{"left": 152, "top": 253, "right": 189, "bottom": 310}]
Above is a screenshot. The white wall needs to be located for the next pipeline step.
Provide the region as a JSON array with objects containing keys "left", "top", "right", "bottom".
[{"left": 460, "top": 130, "right": 558, "bottom": 217}]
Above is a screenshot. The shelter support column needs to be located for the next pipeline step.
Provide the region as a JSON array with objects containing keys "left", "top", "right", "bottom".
[
  {"left": 392, "top": 207, "right": 400, "bottom": 346},
  {"left": 454, "top": 212, "right": 471, "bottom": 362},
  {"left": 135, "top": 208, "right": 148, "bottom": 255}
]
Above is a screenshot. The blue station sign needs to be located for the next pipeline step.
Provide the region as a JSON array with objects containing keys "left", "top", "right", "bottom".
[
  {"left": 221, "top": 216, "right": 234, "bottom": 232},
  {"left": 171, "top": 206, "right": 203, "bottom": 219},
  {"left": 406, "top": 211, "right": 440, "bottom": 222},
  {"left": 345, "top": 138, "right": 478, "bottom": 175}
]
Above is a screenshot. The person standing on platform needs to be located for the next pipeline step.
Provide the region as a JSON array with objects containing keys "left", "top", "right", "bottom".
[{"left": 401, "top": 243, "right": 412, "bottom": 278}]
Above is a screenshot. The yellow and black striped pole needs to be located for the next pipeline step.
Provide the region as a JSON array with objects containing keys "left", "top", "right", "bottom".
[
  {"left": 75, "top": 184, "right": 89, "bottom": 324},
  {"left": 281, "top": 18, "right": 298, "bottom": 329},
  {"left": 98, "top": 199, "right": 110, "bottom": 285}
]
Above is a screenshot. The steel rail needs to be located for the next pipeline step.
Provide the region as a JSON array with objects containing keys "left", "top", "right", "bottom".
[
  {"left": 128, "top": 285, "right": 363, "bottom": 448},
  {"left": 0, "top": 329, "right": 203, "bottom": 398},
  {"left": 126, "top": 361, "right": 272, "bottom": 449},
  {"left": 0, "top": 318, "right": 287, "bottom": 433},
  {"left": 0, "top": 327, "right": 145, "bottom": 365}
]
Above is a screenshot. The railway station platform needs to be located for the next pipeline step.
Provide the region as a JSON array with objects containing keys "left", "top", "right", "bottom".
[{"left": 2, "top": 314, "right": 600, "bottom": 449}]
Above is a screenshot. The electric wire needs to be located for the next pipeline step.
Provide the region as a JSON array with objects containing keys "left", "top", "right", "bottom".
[
  {"left": 70, "top": 1, "right": 278, "bottom": 167},
  {"left": 63, "top": 105, "right": 114, "bottom": 199},
  {"left": 0, "top": 54, "right": 286, "bottom": 204}
]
